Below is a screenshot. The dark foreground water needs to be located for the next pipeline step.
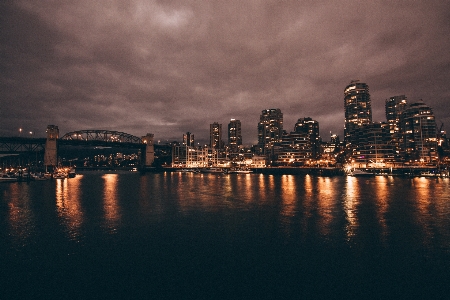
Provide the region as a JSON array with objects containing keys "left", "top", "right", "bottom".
[{"left": 1, "top": 172, "right": 450, "bottom": 299}]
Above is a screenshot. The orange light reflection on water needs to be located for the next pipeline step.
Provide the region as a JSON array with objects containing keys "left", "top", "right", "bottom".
[
  {"left": 316, "top": 177, "right": 337, "bottom": 237},
  {"left": 279, "top": 175, "right": 297, "bottom": 236},
  {"left": 344, "top": 176, "right": 360, "bottom": 242},
  {"left": 373, "top": 176, "right": 390, "bottom": 245},
  {"left": 102, "top": 173, "right": 121, "bottom": 232},
  {"left": 300, "top": 175, "right": 314, "bottom": 237},
  {"left": 56, "top": 175, "right": 84, "bottom": 241}
]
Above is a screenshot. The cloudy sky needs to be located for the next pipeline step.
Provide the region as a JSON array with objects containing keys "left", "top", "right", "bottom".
[{"left": 1, "top": 0, "right": 450, "bottom": 145}]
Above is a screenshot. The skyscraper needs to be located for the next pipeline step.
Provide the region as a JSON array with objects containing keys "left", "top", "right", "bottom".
[
  {"left": 385, "top": 95, "right": 407, "bottom": 155},
  {"left": 400, "top": 100, "right": 438, "bottom": 162},
  {"left": 344, "top": 81, "right": 372, "bottom": 146},
  {"left": 210, "top": 122, "right": 223, "bottom": 149},
  {"left": 294, "top": 117, "right": 320, "bottom": 159},
  {"left": 257, "top": 109, "right": 283, "bottom": 155},
  {"left": 228, "top": 119, "right": 242, "bottom": 152},
  {"left": 183, "top": 132, "right": 195, "bottom": 147}
]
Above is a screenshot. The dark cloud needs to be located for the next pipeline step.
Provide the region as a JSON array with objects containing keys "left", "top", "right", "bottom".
[{"left": 1, "top": 0, "right": 449, "bottom": 144}]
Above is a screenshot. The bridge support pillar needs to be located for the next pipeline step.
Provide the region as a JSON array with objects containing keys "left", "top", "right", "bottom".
[
  {"left": 141, "top": 133, "right": 155, "bottom": 167},
  {"left": 44, "top": 125, "right": 59, "bottom": 169}
]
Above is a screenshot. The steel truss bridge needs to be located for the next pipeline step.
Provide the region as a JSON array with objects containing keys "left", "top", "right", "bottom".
[
  {"left": 61, "top": 130, "right": 143, "bottom": 145},
  {"left": 0, "top": 130, "right": 145, "bottom": 156}
]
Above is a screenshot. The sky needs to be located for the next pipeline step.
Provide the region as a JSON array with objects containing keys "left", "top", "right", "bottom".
[{"left": 1, "top": 0, "right": 450, "bottom": 145}]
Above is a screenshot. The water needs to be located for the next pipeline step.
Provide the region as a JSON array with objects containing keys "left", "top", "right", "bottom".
[{"left": 1, "top": 172, "right": 450, "bottom": 299}]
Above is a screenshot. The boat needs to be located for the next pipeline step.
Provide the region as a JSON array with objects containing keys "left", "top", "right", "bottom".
[
  {"left": 0, "top": 173, "right": 17, "bottom": 182},
  {"left": 53, "top": 172, "right": 67, "bottom": 179},
  {"left": 68, "top": 168, "right": 76, "bottom": 178},
  {"left": 348, "top": 169, "right": 375, "bottom": 177},
  {"left": 418, "top": 170, "right": 438, "bottom": 177},
  {"left": 200, "top": 167, "right": 224, "bottom": 173},
  {"left": 227, "top": 168, "right": 253, "bottom": 174}
]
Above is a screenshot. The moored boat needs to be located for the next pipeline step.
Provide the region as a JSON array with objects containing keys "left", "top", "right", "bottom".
[
  {"left": 348, "top": 169, "right": 375, "bottom": 177},
  {"left": 0, "top": 173, "right": 17, "bottom": 182},
  {"left": 200, "top": 167, "right": 224, "bottom": 173},
  {"left": 227, "top": 168, "right": 253, "bottom": 174},
  {"left": 53, "top": 172, "right": 67, "bottom": 179}
]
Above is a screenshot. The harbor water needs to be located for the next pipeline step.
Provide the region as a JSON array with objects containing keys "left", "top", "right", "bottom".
[{"left": 1, "top": 172, "right": 450, "bottom": 299}]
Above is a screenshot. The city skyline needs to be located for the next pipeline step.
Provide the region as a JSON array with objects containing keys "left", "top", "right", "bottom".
[{"left": 1, "top": 1, "right": 450, "bottom": 144}]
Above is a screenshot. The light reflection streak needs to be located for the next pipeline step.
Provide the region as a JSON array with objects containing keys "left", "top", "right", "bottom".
[
  {"left": 344, "top": 176, "right": 360, "bottom": 242},
  {"left": 373, "top": 176, "right": 390, "bottom": 246},
  {"left": 279, "top": 175, "right": 297, "bottom": 236},
  {"left": 411, "top": 177, "right": 433, "bottom": 248},
  {"left": 300, "top": 175, "right": 314, "bottom": 237},
  {"left": 102, "top": 174, "right": 121, "bottom": 232},
  {"left": 56, "top": 175, "right": 84, "bottom": 241},
  {"left": 316, "top": 177, "right": 337, "bottom": 237}
]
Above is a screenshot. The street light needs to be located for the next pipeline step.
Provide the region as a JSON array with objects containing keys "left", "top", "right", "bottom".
[{"left": 19, "top": 128, "right": 22, "bottom": 136}]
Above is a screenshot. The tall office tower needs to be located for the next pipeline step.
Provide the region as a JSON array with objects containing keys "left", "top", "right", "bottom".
[
  {"left": 228, "top": 119, "right": 242, "bottom": 152},
  {"left": 210, "top": 122, "right": 223, "bottom": 149},
  {"left": 400, "top": 100, "right": 438, "bottom": 162},
  {"left": 385, "top": 95, "right": 407, "bottom": 156},
  {"left": 257, "top": 108, "right": 283, "bottom": 155},
  {"left": 294, "top": 117, "right": 320, "bottom": 158},
  {"left": 183, "top": 132, "right": 195, "bottom": 147},
  {"left": 344, "top": 81, "right": 372, "bottom": 146}
]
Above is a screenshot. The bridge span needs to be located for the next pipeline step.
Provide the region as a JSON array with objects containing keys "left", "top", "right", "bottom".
[{"left": 0, "top": 125, "right": 155, "bottom": 169}]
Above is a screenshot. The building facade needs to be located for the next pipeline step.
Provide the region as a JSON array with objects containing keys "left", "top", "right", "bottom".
[
  {"left": 344, "top": 81, "right": 372, "bottom": 147},
  {"left": 385, "top": 95, "right": 407, "bottom": 157},
  {"left": 183, "top": 132, "right": 195, "bottom": 147},
  {"left": 210, "top": 122, "right": 223, "bottom": 149},
  {"left": 228, "top": 119, "right": 242, "bottom": 152},
  {"left": 257, "top": 109, "right": 283, "bottom": 155},
  {"left": 294, "top": 117, "right": 320, "bottom": 159},
  {"left": 400, "top": 100, "right": 438, "bottom": 162}
]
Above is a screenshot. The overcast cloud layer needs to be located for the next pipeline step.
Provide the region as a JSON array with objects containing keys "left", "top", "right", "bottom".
[{"left": 1, "top": 0, "right": 450, "bottom": 144}]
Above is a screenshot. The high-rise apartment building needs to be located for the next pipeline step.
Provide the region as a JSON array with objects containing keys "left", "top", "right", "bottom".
[
  {"left": 351, "top": 123, "right": 395, "bottom": 167},
  {"left": 228, "top": 119, "right": 242, "bottom": 152},
  {"left": 385, "top": 95, "right": 407, "bottom": 156},
  {"left": 210, "top": 122, "right": 223, "bottom": 149},
  {"left": 257, "top": 109, "right": 283, "bottom": 155},
  {"left": 183, "top": 132, "right": 195, "bottom": 147},
  {"left": 344, "top": 81, "right": 372, "bottom": 146},
  {"left": 400, "top": 100, "right": 438, "bottom": 162},
  {"left": 294, "top": 117, "right": 320, "bottom": 158}
]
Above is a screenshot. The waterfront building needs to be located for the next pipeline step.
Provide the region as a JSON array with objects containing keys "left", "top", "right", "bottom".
[
  {"left": 400, "top": 100, "right": 438, "bottom": 162},
  {"left": 385, "top": 95, "right": 407, "bottom": 157},
  {"left": 210, "top": 122, "right": 223, "bottom": 149},
  {"left": 294, "top": 117, "right": 320, "bottom": 159},
  {"left": 257, "top": 109, "right": 283, "bottom": 155},
  {"left": 344, "top": 81, "right": 372, "bottom": 147},
  {"left": 172, "top": 144, "right": 208, "bottom": 168},
  {"left": 183, "top": 132, "right": 195, "bottom": 147},
  {"left": 276, "top": 131, "right": 312, "bottom": 166},
  {"left": 321, "top": 134, "right": 340, "bottom": 165},
  {"left": 351, "top": 123, "right": 395, "bottom": 168},
  {"left": 228, "top": 119, "right": 242, "bottom": 152}
]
